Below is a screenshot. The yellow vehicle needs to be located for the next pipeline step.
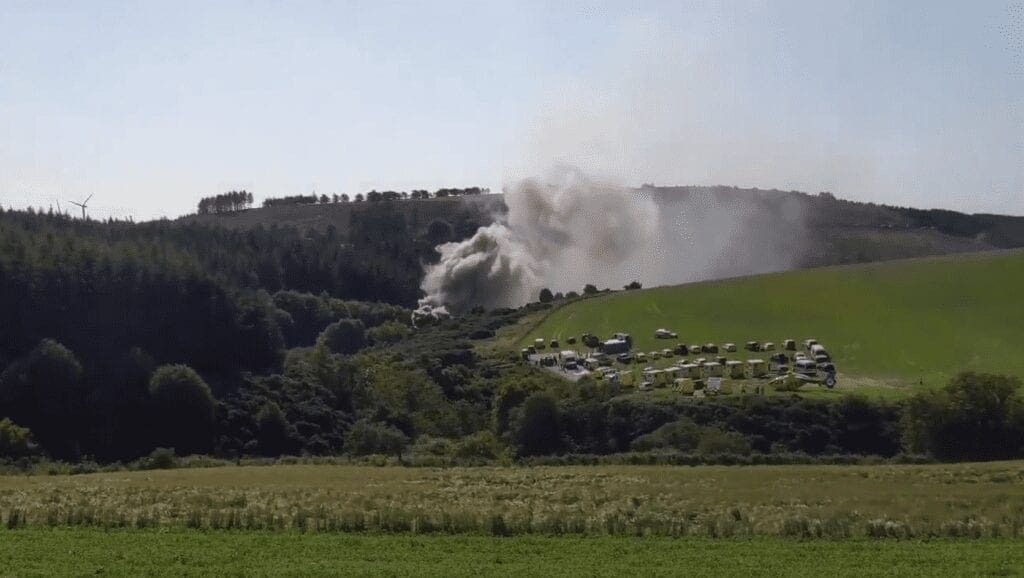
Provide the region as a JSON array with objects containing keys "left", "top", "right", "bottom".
[
  {"left": 725, "top": 360, "right": 745, "bottom": 378},
  {"left": 770, "top": 368, "right": 838, "bottom": 391},
  {"left": 673, "top": 378, "right": 696, "bottom": 395},
  {"left": 701, "top": 362, "right": 723, "bottom": 378},
  {"left": 746, "top": 359, "right": 767, "bottom": 378}
]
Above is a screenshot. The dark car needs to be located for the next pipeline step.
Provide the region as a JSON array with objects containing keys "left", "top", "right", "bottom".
[{"left": 616, "top": 353, "right": 634, "bottom": 364}]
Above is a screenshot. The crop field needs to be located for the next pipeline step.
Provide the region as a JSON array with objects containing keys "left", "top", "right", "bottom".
[
  {"left": 518, "top": 250, "right": 1024, "bottom": 390},
  {"left": 2, "top": 462, "right": 1024, "bottom": 539},
  {"left": 2, "top": 529, "right": 1023, "bottom": 576}
]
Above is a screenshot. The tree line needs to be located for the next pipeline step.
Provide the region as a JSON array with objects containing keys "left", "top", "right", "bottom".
[
  {"left": 196, "top": 191, "right": 254, "bottom": 215},
  {"left": 257, "top": 187, "right": 490, "bottom": 209}
]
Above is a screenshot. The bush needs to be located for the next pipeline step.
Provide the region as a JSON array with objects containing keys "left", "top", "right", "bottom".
[
  {"left": 0, "top": 418, "right": 39, "bottom": 459},
  {"left": 344, "top": 419, "right": 409, "bottom": 459},
  {"left": 255, "top": 402, "right": 298, "bottom": 456},
  {"left": 317, "top": 319, "right": 368, "bottom": 355},
  {"left": 0, "top": 339, "right": 84, "bottom": 453},
  {"left": 630, "top": 418, "right": 702, "bottom": 452},
  {"left": 452, "top": 431, "right": 506, "bottom": 462},
  {"left": 511, "top": 393, "right": 562, "bottom": 456},
  {"left": 902, "top": 372, "right": 1024, "bottom": 461},
  {"left": 148, "top": 364, "right": 216, "bottom": 454},
  {"left": 697, "top": 428, "right": 752, "bottom": 456},
  {"left": 468, "top": 328, "right": 495, "bottom": 340},
  {"left": 367, "top": 320, "right": 411, "bottom": 345},
  {"left": 137, "top": 447, "right": 178, "bottom": 470}
]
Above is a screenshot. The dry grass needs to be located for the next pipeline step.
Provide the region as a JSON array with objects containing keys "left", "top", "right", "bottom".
[{"left": 2, "top": 462, "right": 1023, "bottom": 538}]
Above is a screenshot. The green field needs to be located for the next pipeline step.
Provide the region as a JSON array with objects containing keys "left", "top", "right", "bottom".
[
  {"left": 2, "top": 529, "right": 1023, "bottom": 576},
  {"left": 3, "top": 463, "right": 1024, "bottom": 575},
  {"left": 520, "top": 250, "right": 1024, "bottom": 389},
  {"left": 3, "top": 462, "right": 1024, "bottom": 538}
]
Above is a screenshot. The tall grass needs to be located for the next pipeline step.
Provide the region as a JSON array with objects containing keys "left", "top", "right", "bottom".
[{"left": 1, "top": 462, "right": 1023, "bottom": 538}]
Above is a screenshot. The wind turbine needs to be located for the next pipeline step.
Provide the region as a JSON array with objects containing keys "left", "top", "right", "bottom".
[{"left": 69, "top": 194, "right": 93, "bottom": 220}]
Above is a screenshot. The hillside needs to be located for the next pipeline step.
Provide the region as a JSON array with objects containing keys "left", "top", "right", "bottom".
[
  {"left": 519, "top": 250, "right": 1024, "bottom": 387},
  {"left": 645, "top": 186, "right": 1024, "bottom": 268},
  {"left": 181, "top": 187, "right": 1024, "bottom": 275}
]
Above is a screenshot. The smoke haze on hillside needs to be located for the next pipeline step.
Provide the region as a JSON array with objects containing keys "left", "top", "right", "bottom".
[{"left": 419, "top": 168, "right": 808, "bottom": 313}]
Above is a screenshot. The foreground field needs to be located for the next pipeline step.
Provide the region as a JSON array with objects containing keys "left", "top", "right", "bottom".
[
  {"left": 2, "top": 529, "right": 1023, "bottom": 577},
  {"left": 519, "top": 250, "right": 1024, "bottom": 388},
  {"left": 3, "top": 462, "right": 1024, "bottom": 538}
]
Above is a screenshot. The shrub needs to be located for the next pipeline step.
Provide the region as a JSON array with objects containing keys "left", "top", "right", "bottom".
[
  {"left": 255, "top": 402, "right": 298, "bottom": 456},
  {"left": 367, "top": 321, "right": 411, "bottom": 345},
  {"left": 697, "top": 428, "right": 752, "bottom": 456},
  {"left": 902, "top": 372, "right": 1024, "bottom": 461},
  {"left": 511, "top": 393, "right": 562, "bottom": 456},
  {"left": 344, "top": 419, "right": 409, "bottom": 459},
  {"left": 630, "top": 418, "right": 701, "bottom": 452},
  {"left": 148, "top": 364, "right": 216, "bottom": 454},
  {"left": 317, "top": 319, "right": 368, "bottom": 355},
  {"left": 0, "top": 418, "right": 39, "bottom": 459},
  {"left": 452, "top": 431, "right": 506, "bottom": 461},
  {"left": 137, "top": 447, "right": 178, "bottom": 470}
]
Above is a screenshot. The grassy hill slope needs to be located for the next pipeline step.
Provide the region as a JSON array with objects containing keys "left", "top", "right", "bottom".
[{"left": 520, "top": 250, "right": 1024, "bottom": 386}]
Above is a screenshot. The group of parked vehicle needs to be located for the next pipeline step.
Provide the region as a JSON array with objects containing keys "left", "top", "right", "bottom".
[{"left": 523, "top": 331, "right": 838, "bottom": 390}]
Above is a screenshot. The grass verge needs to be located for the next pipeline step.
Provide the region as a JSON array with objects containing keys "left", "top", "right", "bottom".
[{"left": 1, "top": 529, "right": 1023, "bottom": 577}]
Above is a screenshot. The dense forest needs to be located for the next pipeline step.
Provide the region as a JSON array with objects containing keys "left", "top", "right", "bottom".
[
  {"left": 1, "top": 203, "right": 1022, "bottom": 466},
  {"left": 0, "top": 204, "right": 464, "bottom": 460}
]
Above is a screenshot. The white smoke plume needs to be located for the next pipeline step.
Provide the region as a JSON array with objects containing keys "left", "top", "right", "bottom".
[
  {"left": 418, "top": 15, "right": 823, "bottom": 314},
  {"left": 419, "top": 167, "right": 807, "bottom": 313},
  {"left": 420, "top": 167, "right": 657, "bottom": 313}
]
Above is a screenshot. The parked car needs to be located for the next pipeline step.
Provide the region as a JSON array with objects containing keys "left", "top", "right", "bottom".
[{"left": 794, "top": 359, "right": 818, "bottom": 376}]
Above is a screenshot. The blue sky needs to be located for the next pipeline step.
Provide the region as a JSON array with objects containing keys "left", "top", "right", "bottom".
[{"left": 1, "top": 1, "right": 1021, "bottom": 219}]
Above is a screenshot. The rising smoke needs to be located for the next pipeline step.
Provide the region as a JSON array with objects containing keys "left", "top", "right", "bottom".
[
  {"left": 417, "top": 14, "right": 824, "bottom": 315},
  {"left": 418, "top": 167, "right": 808, "bottom": 314}
]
